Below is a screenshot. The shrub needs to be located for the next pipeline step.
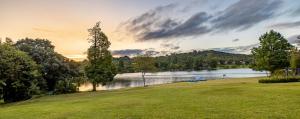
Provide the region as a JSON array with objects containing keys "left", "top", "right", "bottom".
[
  {"left": 54, "top": 79, "right": 77, "bottom": 94},
  {"left": 259, "top": 77, "right": 300, "bottom": 83},
  {"left": 0, "top": 44, "right": 39, "bottom": 103}
]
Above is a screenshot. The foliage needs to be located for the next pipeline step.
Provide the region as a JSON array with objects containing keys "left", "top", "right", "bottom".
[
  {"left": 259, "top": 77, "right": 300, "bottom": 83},
  {"left": 290, "top": 48, "right": 300, "bottom": 75},
  {"left": 115, "top": 50, "right": 251, "bottom": 73},
  {"left": 272, "top": 69, "right": 293, "bottom": 78},
  {"left": 133, "top": 55, "right": 157, "bottom": 73},
  {"left": 133, "top": 55, "right": 156, "bottom": 86},
  {"left": 0, "top": 44, "right": 39, "bottom": 103},
  {"left": 251, "top": 30, "right": 293, "bottom": 75},
  {"left": 115, "top": 56, "right": 135, "bottom": 73},
  {"left": 85, "top": 22, "right": 117, "bottom": 91},
  {"left": 15, "top": 38, "right": 81, "bottom": 92},
  {"left": 54, "top": 78, "right": 77, "bottom": 94}
]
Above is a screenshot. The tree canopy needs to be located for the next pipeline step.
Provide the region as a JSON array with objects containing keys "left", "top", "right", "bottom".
[
  {"left": 15, "top": 38, "right": 81, "bottom": 92},
  {"left": 0, "top": 43, "right": 39, "bottom": 103},
  {"left": 133, "top": 55, "right": 156, "bottom": 87},
  {"left": 251, "top": 30, "right": 293, "bottom": 74},
  {"left": 85, "top": 22, "right": 116, "bottom": 91}
]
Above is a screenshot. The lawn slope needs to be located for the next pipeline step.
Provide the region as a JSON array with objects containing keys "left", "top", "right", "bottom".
[{"left": 1, "top": 78, "right": 300, "bottom": 119}]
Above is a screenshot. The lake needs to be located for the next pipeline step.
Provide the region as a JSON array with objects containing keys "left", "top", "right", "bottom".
[{"left": 79, "top": 68, "right": 267, "bottom": 91}]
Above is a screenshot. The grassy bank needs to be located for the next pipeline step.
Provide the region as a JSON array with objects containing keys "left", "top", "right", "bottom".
[{"left": 1, "top": 77, "right": 300, "bottom": 119}]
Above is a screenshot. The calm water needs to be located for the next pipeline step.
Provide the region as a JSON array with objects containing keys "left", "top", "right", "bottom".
[{"left": 79, "top": 68, "right": 267, "bottom": 91}]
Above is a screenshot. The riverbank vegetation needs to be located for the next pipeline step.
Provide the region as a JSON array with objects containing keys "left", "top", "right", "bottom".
[
  {"left": 115, "top": 50, "right": 252, "bottom": 73},
  {"left": 1, "top": 77, "right": 300, "bottom": 119}
]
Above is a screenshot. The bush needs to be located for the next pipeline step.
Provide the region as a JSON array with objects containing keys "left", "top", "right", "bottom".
[
  {"left": 54, "top": 79, "right": 77, "bottom": 94},
  {"left": 0, "top": 44, "right": 39, "bottom": 103},
  {"left": 259, "top": 77, "right": 300, "bottom": 83}
]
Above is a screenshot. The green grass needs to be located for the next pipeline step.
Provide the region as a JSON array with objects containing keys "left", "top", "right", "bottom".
[{"left": 1, "top": 77, "right": 300, "bottom": 119}]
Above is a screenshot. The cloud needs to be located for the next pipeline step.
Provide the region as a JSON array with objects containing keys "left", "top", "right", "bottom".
[
  {"left": 211, "top": 0, "right": 282, "bottom": 31},
  {"left": 232, "top": 39, "right": 239, "bottom": 42},
  {"left": 112, "top": 48, "right": 160, "bottom": 57},
  {"left": 112, "top": 49, "right": 143, "bottom": 56},
  {"left": 140, "top": 12, "right": 212, "bottom": 41},
  {"left": 122, "top": 3, "right": 177, "bottom": 34},
  {"left": 161, "top": 43, "right": 180, "bottom": 50},
  {"left": 287, "top": 35, "right": 300, "bottom": 45},
  {"left": 292, "top": 7, "right": 300, "bottom": 15},
  {"left": 209, "top": 44, "right": 258, "bottom": 54},
  {"left": 120, "top": 3, "right": 212, "bottom": 41},
  {"left": 144, "top": 50, "right": 160, "bottom": 56},
  {"left": 119, "top": 0, "right": 283, "bottom": 42},
  {"left": 269, "top": 21, "right": 300, "bottom": 28},
  {"left": 180, "top": 0, "right": 209, "bottom": 12}
]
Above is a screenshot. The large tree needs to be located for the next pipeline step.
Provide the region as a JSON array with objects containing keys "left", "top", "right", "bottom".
[
  {"left": 15, "top": 38, "right": 80, "bottom": 92},
  {"left": 85, "top": 22, "right": 116, "bottom": 91},
  {"left": 251, "top": 30, "right": 293, "bottom": 75},
  {"left": 0, "top": 43, "right": 39, "bottom": 103}
]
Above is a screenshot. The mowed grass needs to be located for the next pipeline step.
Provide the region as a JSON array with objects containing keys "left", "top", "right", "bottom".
[{"left": 1, "top": 77, "right": 300, "bottom": 119}]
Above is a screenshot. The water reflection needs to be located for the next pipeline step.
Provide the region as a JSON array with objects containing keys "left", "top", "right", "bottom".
[{"left": 79, "top": 68, "right": 267, "bottom": 91}]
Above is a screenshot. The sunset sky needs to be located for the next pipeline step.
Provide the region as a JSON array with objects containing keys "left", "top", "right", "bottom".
[{"left": 1, "top": 0, "right": 300, "bottom": 60}]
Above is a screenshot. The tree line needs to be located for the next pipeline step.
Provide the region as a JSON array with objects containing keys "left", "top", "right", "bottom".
[
  {"left": 115, "top": 50, "right": 252, "bottom": 73},
  {"left": 0, "top": 38, "right": 83, "bottom": 103},
  {"left": 0, "top": 22, "right": 116, "bottom": 103}
]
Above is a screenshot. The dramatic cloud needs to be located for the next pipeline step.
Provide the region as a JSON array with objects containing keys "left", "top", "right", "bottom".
[
  {"left": 211, "top": 0, "right": 282, "bottom": 31},
  {"left": 120, "top": 0, "right": 283, "bottom": 42},
  {"left": 269, "top": 21, "right": 300, "bottom": 28},
  {"left": 122, "top": 3, "right": 177, "bottom": 35},
  {"left": 140, "top": 12, "right": 212, "bottom": 41},
  {"left": 120, "top": 3, "right": 213, "bottom": 41}
]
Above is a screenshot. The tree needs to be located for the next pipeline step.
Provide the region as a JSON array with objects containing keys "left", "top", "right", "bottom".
[
  {"left": 251, "top": 30, "right": 293, "bottom": 75},
  {"left": 133, "top": 55, "right": 156, "bottom": 87},
  {"left": 290, "top": 48, "right": 300, "bottom": 75},
  {"left": 15, "top": 38, "right": 80, "bottom": 92},
  {"left": 5, "top": 37, "right": 13, "bottom": 45},
  {"left": 0, "top": 44, "right": 39, "bottom": 103},
  {"left": 85, "top": 22, "right": 116, "bottom": 91}
]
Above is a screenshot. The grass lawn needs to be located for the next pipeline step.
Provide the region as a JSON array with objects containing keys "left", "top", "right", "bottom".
[{"left": 1, "top": 77, "right": 300, "bottom": 119}]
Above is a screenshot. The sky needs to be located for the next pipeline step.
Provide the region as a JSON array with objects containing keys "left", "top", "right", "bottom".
[{"left": 0, "top": 0, "right": 300, "bottom": 60}]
